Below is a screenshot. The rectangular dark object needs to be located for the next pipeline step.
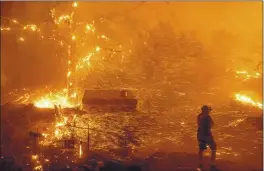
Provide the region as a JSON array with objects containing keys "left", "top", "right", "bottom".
[{"left": 82, "top": 89, "right": 138, "bottom": 113}]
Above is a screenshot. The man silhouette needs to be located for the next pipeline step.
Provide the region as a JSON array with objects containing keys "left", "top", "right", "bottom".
[{"left": 197, "top": 105, "right": 218, "bottom": 171}]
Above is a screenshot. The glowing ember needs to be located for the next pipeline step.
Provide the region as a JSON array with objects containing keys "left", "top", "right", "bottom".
[
  {"left": 95, "top": 46, "right": 100, "bottom": 52},
  {"left": 67, "top": 71, "right": 72, "bottom": 78},
  {"left": 72, "top": 35, "right": 76, "bottom": 40},
  {"left": 236, "top": 70, "right": 247, "bottom": 74},
  {"left": 79, "top": 143, "right": 83, "bottom": 158},
  {"left": 235, "top": 93, "right": 262, "bottom": 109},
  {"left": 72, "top": 2, "right": 78, "bottom": 7},
  {"left": 32, "top": 155, "right": 38, "bottom": 160},
  {"left": 54, "top": 129, "right": 59, "bottom": 137},
  {"left": 33, "top": 165, "right": 42, "bottom": 171},
  {"left": 236, "top": 70, "right": 262, "bottom": 81},
  {"left": 19, "top": 37, "right": 25, "bottom": 41}
]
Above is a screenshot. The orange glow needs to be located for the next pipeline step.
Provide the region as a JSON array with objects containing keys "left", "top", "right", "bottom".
[
  {"left": 34, "top": 90, "right": 74, "bottom": 108},
  {"left": 0, "top": 2, "right": 262, "bottom": 169},
  {"left": 235, "top": 93, "right": 262, "bottom": 109}
]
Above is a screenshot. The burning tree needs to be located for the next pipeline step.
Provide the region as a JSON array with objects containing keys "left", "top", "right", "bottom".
[
  {"left": 1, "top": 1, "right": 132, "bottom": 107},
  {"left": 125, "top": 22, "right": 207, "bottom": 112}
]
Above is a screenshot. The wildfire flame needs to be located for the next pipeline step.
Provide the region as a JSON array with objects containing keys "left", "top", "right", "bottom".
[
  {"left": 33, "top": 89, "right": 74, "bottom": 108},
  {"left": 235, "top": 93, "right": 262, "bottom": 109}
]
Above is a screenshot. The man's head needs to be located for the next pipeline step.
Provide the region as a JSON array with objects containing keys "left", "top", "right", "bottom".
[{"left": 201, "top": 105, "right": 212, "bottom": 114}]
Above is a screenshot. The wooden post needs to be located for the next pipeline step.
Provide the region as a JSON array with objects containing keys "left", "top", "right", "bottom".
[{"left": 87, "top": 123, "right": 90, "bottom": 152}]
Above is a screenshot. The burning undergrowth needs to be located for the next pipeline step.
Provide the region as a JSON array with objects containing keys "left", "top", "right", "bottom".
[
  {"left": 1, "top": 2, "right": 262, "bottom": 170},
  {"left": 1, "top": 103, "right": 262, "bottom": 171}
]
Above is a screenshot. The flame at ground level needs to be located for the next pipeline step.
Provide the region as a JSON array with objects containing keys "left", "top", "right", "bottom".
[
  {"left": 234, "top": 93, "right": 262, "bottom": 109},
  {"left": 34, "top": 92, "right": 72, "bottom": 108},
  {"left": 9, "top": 88, "right": 77, "bottom": 108}
]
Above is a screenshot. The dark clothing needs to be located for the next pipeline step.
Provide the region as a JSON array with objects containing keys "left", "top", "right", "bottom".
[
  {"left": 198, "top": 137, "right": 217, "bottom": 151},
  {"left": 197, "top": 113, "right": 213, "bottom": 137},
  {"left": 197, "top": 113, "right": 216, "bottom": 151}
]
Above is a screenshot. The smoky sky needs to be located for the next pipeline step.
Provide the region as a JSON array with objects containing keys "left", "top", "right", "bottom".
[{"left": 1, "top": 2, "right": 262, "bottom": 91}]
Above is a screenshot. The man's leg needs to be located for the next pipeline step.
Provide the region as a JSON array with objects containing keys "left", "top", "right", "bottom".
[
  {"left": 199, "top": 149, "right": 204, "bottom": 168},
  {"left": 198, "top": 140, "right": 206, "bottom": 169},
  {"left": 208, "top": 138, "right": 217, "bottom": 167}
]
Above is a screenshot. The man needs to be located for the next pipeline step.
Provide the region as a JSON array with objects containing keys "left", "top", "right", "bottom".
[{"left": 197, "top": 105, "right": 217, "bottom": 171}]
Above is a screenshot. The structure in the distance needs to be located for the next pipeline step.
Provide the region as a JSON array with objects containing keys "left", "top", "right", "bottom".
[{"left": 82, "top": 89, "right": 138, "bottom": 113}]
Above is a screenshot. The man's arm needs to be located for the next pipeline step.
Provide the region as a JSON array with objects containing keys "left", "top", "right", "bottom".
[
  {"left": 210, "top": 116, "right": 214, "bottom": 128},
  {"left": 197, "top": 115, "right": 200, "bottom": 126}
]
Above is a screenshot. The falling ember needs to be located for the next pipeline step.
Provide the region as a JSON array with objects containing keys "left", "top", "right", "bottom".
[
  {"left": 101, "top": 35, "right": 107, "bottom": 39},
  {"left": 1, "top": 27, "right": 11, "bottom": 31},
  {"left": 33, "top": 165, "right": 43, "bottom": 171},
  {"left": 86, "top": 24, "right": 91, "bottom": 31},
  {"left": 32, "top": 155, "right": 38, "bottom": 160},
  {"left": 23, "top": 24, "right": 38, "bottom": 31},
  {"left": 19, "top": 37, "right": 25, "bottom": 41},
  {"left": 85, "top": 24, "right": 95, "bottom": 32},
  {"left": 55, "top": 129, "right": 59, "bottom": 137},
  {"left": 72, "top": 35, "right": 76, "bottom": 40},
  {"left": 236, "top": 71, "right": 247, "bottom": 74},
  {"left": 55, "top": 15, "right": 71, "bottom": 25},
  {"left": 256, "top": 72, "right": 261, "bottom": 76},
  {"left": 30, "top": 25, "right": 37, "bottom": 31},
  {"left": 79, "top": 143, "right": 83, "bottom": 158},
  {"left": 235, "top": 93, "right": 262, "bottom": 109},
  {"left": 236, "top": 70, "right": 262, "bottom": 80},
  {"left": 42, "top": 133, "right": 48, "bottom": 138},
  {"left": 67, "top": 71, "right": 72, "bottom": 77},
  {"left": 12, "top": 19, "right": 17, "bottom": 23},
  {"left": 70, "top": 92, "right": 77, "bottom": 98},
  {"left": 95, "top": 46, "right": 100, "bottom": 52},
  {"left": 73, "top": 2, "right": 78, "bottom": 7}
]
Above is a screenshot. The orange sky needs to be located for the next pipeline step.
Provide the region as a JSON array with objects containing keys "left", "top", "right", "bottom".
[
  {"left": 75, "top": 2, "right": 262, "bottom": 34},
  {"left": 73, "top": 2, "right": 262, "bottom": 46},
  {"left": 2, "top": 1, "right": 261, "bottom": 43},
  {"left": 1, "top": 1, "right": 262, "bottom": 89}
]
